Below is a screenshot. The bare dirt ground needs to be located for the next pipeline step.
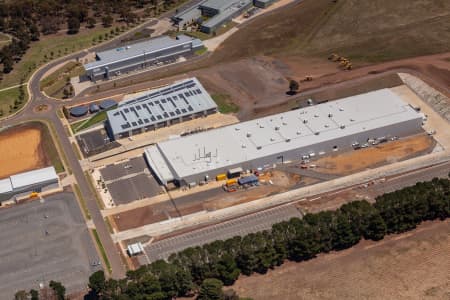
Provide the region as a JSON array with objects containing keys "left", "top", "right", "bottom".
[
  {"left": 111, "top": 170, "right": 305, "bottom": 231},
  {"left": 233, "top": 220, "right": 450, "bottom": 300},
  {"left": 0, "top": 123, "right": 51, "bottom": 178},
  {"left": 312, "top": 134, "right": 435, "bottom": 176}
]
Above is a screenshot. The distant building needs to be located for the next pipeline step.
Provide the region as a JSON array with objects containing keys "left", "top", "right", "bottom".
[
  {"left": 144, "top": 89, "right": 424, "bottom": 186},
  {"left": 83, "top": 35, "right": 203, "bottom": 81},
  {"left": 0, "top": 167, "right": 60, "bottom": 203},
  {"left": 172, "top": 0, "right": 253, "bottom": 33},
  {"left": 106, "top": 78, "right": 218, "bottom": 140}
]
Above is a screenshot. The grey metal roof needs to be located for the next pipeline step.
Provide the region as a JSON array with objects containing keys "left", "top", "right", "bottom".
[
  {"left": 0, "top": 178, "right": 12, "bottom": 194},
  {"left": 145, "top": 89, "right": 423, "bottom": 182},
  {"left": 200, "top": 0, "right": 232, "bottom": 11},
  {"left": 202, "top": 0, "right": 252, "bottom": 29},
  {"left": 84, "top": 35, "right": 196, "bottom": 71},
  {"left": 10, "top": 167, "right": 58, "bottom": 189},
  {"left": 107, "top": 78, "right": 217, "bottom": 136},
  {"left": 173, "top": 1, "right": 204, "bottom": 23}
]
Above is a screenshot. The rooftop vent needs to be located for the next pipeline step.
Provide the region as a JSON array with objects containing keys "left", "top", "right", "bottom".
[
  {"left": 282, "top": 122, "right": 287, "bottom": 126},
  {"left": 270, "top": 137, "right": 275, "bottom": 141},
  {"left": 324, "top": 124, "right": 329, "bottom": 128},
  {"left": 350, "top": 118, "right": 355, "bottom": 122},
  {"left": 314, "top": 114, "right": 319, "bottom": 118},
  {"left": 303, "top": 120, "right": 308, "bottom": 124},
  {"left": 242, "top": 144, "right": 246, "bottom": 148},
  {"left": 340, "top": 125, "right": 346, "bottom": 129},
  {"left": 315, "top": 132, "right": 320, "bottom": 135},
  {"left": 246, "top": 132, "right": 252, "bottom": 137},
  {"left": 339, "top": 107, "right": 344, "bottom": 111},
  {"left": 257, "top": 146, "right": 262, "bottom": 150},
  {"left": 328, "top": 113, "right": 333, "bottom": 118},
  {"left": 285, "top": 138, "right": 291, "bottom": 142},
  {"left": 259, "top": 124, "right": 264, "bottom": 128},
  {"left": 274, "top": 126, "right": 280, "bottom": 131},
  {"left": 296, "top": 131, "right": 301, "bottom": 135},
  {"left": 235, "top": 127, "right": 240, "bottom": 131}
]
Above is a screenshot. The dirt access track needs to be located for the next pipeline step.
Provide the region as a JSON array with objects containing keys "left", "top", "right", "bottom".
[
  {"left": 233, "top": 220, "right": 450, "bottom": 300},
  {"left": 0, "top": 122, "right": 52, "bottom": 178}
]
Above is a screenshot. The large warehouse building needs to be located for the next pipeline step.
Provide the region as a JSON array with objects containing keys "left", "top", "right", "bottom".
[
  {"left": 0, "top": 167, "right": 59, "bottom": 203},
  {"left": 172, "top": 0, "right": 253, "bottom": 33},
  {"left": 83, "top": 35, "right": 203, "bottom": 81},
  {"left": 145, "top": 89, "right": 424, "bottom": 186},
  {"left": 106, "top": 78, "right": 218, "bottom": 140}
]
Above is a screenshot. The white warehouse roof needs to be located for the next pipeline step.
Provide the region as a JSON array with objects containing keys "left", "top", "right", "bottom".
[
  {"left": 145, "top": 89, "right": 422, "bottom": 183},
  {"left": 0, "top": 179, "right": 12, "bottom": 194},
  {"left": 10, "top": 167, "right": 58, "bottom": 189}
]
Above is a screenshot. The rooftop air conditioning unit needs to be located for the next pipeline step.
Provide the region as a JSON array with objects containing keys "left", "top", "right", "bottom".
[
  {"left": 328, "top": 113, "right": 333, "bottom": 117},
  {"left": 246, "top": 132, "right": 252, "bottom": 137}
]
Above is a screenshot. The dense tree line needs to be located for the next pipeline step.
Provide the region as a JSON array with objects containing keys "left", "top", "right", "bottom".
[
  {"left": 81, "top": 177, "right": 448, "bottom": 300},
  {"left": 0, "top": 0, "right": 182, "bottom": 74}
]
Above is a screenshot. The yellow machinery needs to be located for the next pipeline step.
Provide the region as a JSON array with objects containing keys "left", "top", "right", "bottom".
[
  {"left": 216, "top": 173, "right": 227, "bottom": 181},
  {"left": 226, "top": 178, "right": 238, "bottom": 186},
  {"left": 30, "top": 192, "right": 39, "bottom": 198}
]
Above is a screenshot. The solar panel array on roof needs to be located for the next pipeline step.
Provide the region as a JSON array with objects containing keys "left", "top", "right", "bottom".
[{"left": 107, "top": 77, "right": 217, "bottom": 137}]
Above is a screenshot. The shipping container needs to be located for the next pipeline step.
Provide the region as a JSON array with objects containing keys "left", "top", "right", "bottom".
[
  {"left": 226, "top": 178, "right": 238, "bottom": 186},
  {"left": 238, "top": 174, "right": 259, "bottom": 185},
  {"left": 216, "top": 173, "right": 227, "bottom": 181},
  {"left": 227, "top": 167, "right": 243, "bottom": 178}
]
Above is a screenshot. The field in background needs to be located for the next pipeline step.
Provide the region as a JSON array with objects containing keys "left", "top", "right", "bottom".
[
  {"left": 0, "top": 86, "right": 28, "bottom": 118},
  {"left": 0, "top": 26, "right": 112, "bottom": 90},
  {"left": 211, "top": 0, "right": 450, "bottom": 64},
  {"left": 233, "top": 220, "right": 450, "bottom": 300},
  {"left": 0, "top": 122, "right": 63, "bottom": 178}
]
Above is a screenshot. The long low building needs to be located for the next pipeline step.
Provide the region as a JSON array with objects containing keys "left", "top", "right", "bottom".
[
  {"left": 0, "top": 167, "right": 59, "bottom": 203},
  {"left": 83, "top": 35, "right": 203, "bottom": 81},
  {"left": 106, "top": 78, "right": 218, "bottom": 140},
  {"left": 145, "top": 89, "right": 424, "bottom": 186}
]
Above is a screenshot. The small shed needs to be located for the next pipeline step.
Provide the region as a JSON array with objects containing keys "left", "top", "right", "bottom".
[{"left": 127, "top": 242, "right": 144, "bottom": 256}]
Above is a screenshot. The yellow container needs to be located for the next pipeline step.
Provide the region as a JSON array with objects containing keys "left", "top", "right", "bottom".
[
  {"left": 216, "top": 173, "right": 227, "bottom": 181},
  {"left": 226, "top": 178, "right": 238, "bottom": 186}
]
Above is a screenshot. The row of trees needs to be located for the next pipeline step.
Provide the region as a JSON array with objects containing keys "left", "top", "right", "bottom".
[{"left": 82, "top": 177, "right": 448, "bottom": 300}]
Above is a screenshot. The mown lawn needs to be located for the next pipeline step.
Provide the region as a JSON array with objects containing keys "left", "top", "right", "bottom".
[{"left": 0, "top": 86, "right": 28, "bottom": 118}]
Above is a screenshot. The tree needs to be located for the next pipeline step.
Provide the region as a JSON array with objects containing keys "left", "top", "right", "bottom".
[
  {"left": 2, "top": 53, "right": 14, "bottom": 73},
  {"left": 86, "top": 17, "right": 96, "bottom": 28},
  {"left": 67, "top": 17, "right": 80, "bottom": 34},
  {"left": 14, "top": 290, "right": 28, "bottom": 300},
  {"left": 198, "top": 278, "right": 224, "bottom": 300},
  {"left": 63, "top": 87, "right": 70, "bottom": 99},
  {"left": 364, "top": 212, "right": 386, "bottom": 241},
  {"left": 30, "top": 289, "right": 39, "bottom": 300},
  {"left": 89, "top": 270, "right": 106, "bottom": 295},
  {"left": 288, "top": 79, "right": 299, "bottom": 95},
  {"left": 49, "top": 280, "right": 66, "bottom": 300},
  {"left": 102, "top": 15, "right": 114, "bottom": 27}
]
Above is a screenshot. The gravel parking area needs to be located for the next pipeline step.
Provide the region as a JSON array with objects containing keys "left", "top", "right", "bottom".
[
  {"left": 107, "top": 173, "right": 162, "bottom": 205},
  {"left": 0, "top": 193, "right": 101, "bottom": 298}
]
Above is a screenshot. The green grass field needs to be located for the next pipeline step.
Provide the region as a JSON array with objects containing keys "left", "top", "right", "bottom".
[
  {"left": 73, "top": 183, "right": 91, "bottom": 220},
  {"left": 37, "top": 121, "right": 65, "bottom": 173},
  {"left": 0, "top": 86, "right": 28, "bottom": 118},
  {"left": 40, "top": 61, "right": 84, "bottom": 98},
  {"left": 211, "top": 93, "right": 239, "bottom": 113},
  {"left": 70, "top": 110, "right": 109, "bottom": 134},
  {"left": 0, "top": 27, "right": 112, "bottom": 90}
]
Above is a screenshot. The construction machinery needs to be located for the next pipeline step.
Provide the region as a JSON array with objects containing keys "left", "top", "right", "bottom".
[
  {"left": 30, "top": 192, "right": 39, "bottom": 198},
  {"left": 328, "top": 53, "right": 340, "bottom": 61},
  {"left": 300, "top": 75, "right": 313, "bottom": 82}
]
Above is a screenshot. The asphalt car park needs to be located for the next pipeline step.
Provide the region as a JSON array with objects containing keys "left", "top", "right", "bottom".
[
  {"left": 0, "top": 193, "right": 101, "bottom": 298},
  {"left": 141, "top": 204, "right": 302, "bottom": 263},
  {"left": 100, "top": 156, "right": 164, "bottom": 205}
]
